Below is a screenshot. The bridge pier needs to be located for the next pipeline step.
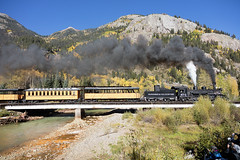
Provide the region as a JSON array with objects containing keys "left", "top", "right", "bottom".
[{"left": 75, "top": 108, "right": 86, "bottom": 119}]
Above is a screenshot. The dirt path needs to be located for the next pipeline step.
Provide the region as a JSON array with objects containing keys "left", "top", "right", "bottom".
[
  {"left": 57, "top": 113, "right": 133, "bottom": 160},
  {"left": 0, "top": 113, "right": 133, "bottom": 160}
]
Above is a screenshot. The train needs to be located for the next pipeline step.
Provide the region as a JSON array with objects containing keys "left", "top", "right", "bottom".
[
  {"left": 143, "top": 85, "right": 225, "bottom": 102},
  {"left": 0, "top": 85, "right": 225, "bottom": 103}
]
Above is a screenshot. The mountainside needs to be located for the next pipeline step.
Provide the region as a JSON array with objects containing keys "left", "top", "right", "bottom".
[
  {"left": 0, "top": 13, "right": 38, "bottom": 37},
  {"left": 46, "top": 13, "right": 240, "bottom": 52},
  {"left": 0, "top": 13, "right": 239, "bottom": 98},
  {"left": 100, "top": 14, "right": 198, "bottom": 42},
  {"left": 201, "top": 33, "right": 240, "bottom": 51}
]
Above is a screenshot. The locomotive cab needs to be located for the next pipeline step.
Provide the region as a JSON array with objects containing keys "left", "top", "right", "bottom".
[{"left": 171, "top": 86, "right": 189, "bottom": 101}]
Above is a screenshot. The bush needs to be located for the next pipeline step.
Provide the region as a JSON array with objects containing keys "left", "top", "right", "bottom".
[
  {"left": 136, "top": 108, "right": 169, "bottom": 125},
  {"left": 174, "top": 108, "right": 194, "bottom": 125},
  {"left": 230, "top": 104, "right": 240, "bottom": 122},
  {"left": 211, "top": 98, "right": 230, "bottom": 124},
  {"left": 122, "top": 112, "right": 133, "bottom": 120},
  {"left": 163, "top": 115, "right": 178, "bottom": 132},
  {"left": 195, "top": 124, "right": 233, "bottom": 159},
  {"left": 153, "top": 109, "right": 170, "bottom": 125},
  {"left": 0, "top": 109, "right": 10, "bottom": 117},
  {"left": 192, "top": 96, "right": 212, "bottom": 125},
  {"left": 136, "top": 109, "right": 155, "bottom": 123}
]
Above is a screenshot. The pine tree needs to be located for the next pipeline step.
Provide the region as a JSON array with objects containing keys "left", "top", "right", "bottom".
[{"left": 54, "top": 73, "right": 63, "bottom": 88}]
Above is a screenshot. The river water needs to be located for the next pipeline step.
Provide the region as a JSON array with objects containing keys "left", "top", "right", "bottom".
[{"left": 0, "top": 116, "right": 74, "bottom": 152}]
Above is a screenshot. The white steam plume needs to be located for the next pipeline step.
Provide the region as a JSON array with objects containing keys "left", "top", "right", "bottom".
[{"left": 186, "top": 61, "right": 197, "bottom": 86}]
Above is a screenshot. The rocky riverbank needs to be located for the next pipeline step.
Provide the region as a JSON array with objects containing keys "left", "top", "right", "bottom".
[
  {"left": 0, "top": 113, "right": 133, "bottom": 160},
  {"left": 0, "top": 112, "right": 43, "bottom": 125}
]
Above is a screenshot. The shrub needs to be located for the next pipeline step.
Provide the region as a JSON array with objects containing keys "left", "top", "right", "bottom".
[
  {"left": 122, "top": 112, "right": 133, "bottom": 120},
  {"left": 195, "top": 124, "right": 233, "bottom": 159},
  {"left": 0, "top": 109, "right": 10, "bottom": 117},
  {"left": 192, "top": 96, "right": 212, "bottom": 125},
  {"left": 174, "top": 108, "right": 194, "bottom": 125},
  {"left": 211, "top": 98, "right": 230, "bottom": 124},
  {"left": 153, "top": 108, "right": 169, "bottom": 125},
  {"left": 163, "top": 115, "right": 178, "bottom": 132},
  {"left": 136, "top": 109, "right": 155, "bottom": 123},
  {"left": 230, "top": 104, "right": 240, "bottom": 122},
  {"left": 136, "top": 108, "right": 170, "bottom": 125}
]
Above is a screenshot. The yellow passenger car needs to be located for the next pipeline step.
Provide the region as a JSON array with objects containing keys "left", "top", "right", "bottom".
[
  {"left": 0, "top": 89, "right": 24, "bottom": 103},
  {"left": 25, "top": 88, "right": 81, "bottom": 102},
  {"left": 83, "top": 86, "right": 140, "bottom": 101}
]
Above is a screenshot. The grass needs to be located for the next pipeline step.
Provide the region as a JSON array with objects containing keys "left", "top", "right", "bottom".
[
  {"left": 107, "top": 111, "right": 201, "bottom": 160},
  {"left": 94, "top": 98, "right": 240, "bottom": 159}
]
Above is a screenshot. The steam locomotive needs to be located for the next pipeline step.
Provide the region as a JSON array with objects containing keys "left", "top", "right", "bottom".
[
  {"left": 0, "top": 85, "right": 225, "bottom": 103},
  {"left": 143, "top": 84, "right": 225, "bottom": 102}
]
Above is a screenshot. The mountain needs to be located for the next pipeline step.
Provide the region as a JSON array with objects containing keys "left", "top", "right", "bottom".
[
  {"left": 201, "top": 33, "right": 240, "bottom": 51},
  {"left": 0, "top": 13, "right": 50, "bottom": 49},
  {"left": 99, "top": 14, "right": 198, "bottom": 42},
  {"left": 0, "top": 13, "right": 38, "bottom": 37},
  {"left": 0, "top": 13, "right": 239, "bottom": 93}
]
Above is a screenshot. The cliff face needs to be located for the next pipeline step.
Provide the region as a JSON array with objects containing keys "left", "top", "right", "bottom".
[
  {"left": 201, "top": 33, "right": 240, "bottom": 51},
  {"left": 100, "top": 14, "right": 198, "bottom": 42}
]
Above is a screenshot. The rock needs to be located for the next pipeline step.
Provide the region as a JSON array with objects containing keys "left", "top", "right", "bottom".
[
  {"left": 100, "top": 14, "right": 197, "bottom": 42},
  {"left": 201, "top": 33, "right": 240, "bottom": 51}
]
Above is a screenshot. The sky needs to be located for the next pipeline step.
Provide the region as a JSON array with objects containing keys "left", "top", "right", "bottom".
[{"left": 1, "top": 0, "right": 239, "bottom": 39}]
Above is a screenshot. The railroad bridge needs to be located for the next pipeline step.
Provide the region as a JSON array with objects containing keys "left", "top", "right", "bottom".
[{"left": 3, "top": 102, "right": 240, "bottom": 119}]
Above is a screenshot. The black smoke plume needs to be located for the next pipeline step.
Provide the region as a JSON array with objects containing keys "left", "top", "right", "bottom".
[{"left": 0, "top": 36, "right": 216, "bottom": 85}]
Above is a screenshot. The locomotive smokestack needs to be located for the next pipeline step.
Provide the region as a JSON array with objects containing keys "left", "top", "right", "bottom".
[{"left": 193, "top": 86, "right": 198, "bottom": 90}]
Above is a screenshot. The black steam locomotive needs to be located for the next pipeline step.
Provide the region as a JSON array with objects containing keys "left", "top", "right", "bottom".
[{"left": 143, "top": 85, "right": 225, "bottom": 102}]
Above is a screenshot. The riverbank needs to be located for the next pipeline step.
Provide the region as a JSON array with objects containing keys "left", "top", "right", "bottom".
[
  {"left": 0, "top": 116, "right": 43, "bottom": 125},
  {"left": 0, "top": 111, "right": 43, "bottom": 125},
  {"left": 0, "top": 113, "right": 132, "bottom": 160}
]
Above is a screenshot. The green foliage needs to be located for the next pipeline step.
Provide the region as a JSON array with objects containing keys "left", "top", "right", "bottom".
[
  {"left": 230, "top": 104, "right": 240, "bottom": 122},
  {"left": 136, "top": 108, "right": 194, "bottom": 132},
  {"left": 0, "top": 109, "right": 10, "bottom": 117},
  {"left": 216, "top": 74, "right": 239, "bottom": 100},
  {"left": 110, "top": 129, "right": 178, "bottom": 160},
  {"left": 49, "top": 26, "right": 127, "bottom": 51},
  {"left": 211, "top": 98, "right": 230, "bottom": 125},
  {"left": 173, "top": 108, "right": 194, "bottom": 125},
  {"left": 15, "top": 36, "right": 52, "bottom": 50},
  {"left": 63, "top": 78, "right": 69, "bottom": 88},
  {"left": 163, "top": 116, "right": 178, "bottom": 132},
  {"left": 42, "top": 74, "right": 54, "bottom": 88},
  {"left": 53, "top": 73, "right": 63, "bottom": 88},
  {"left": 192, "top": 96, "right": 212, "bottom": 125},
  {"left": 0, "top": 83, "right": 7, "bottom": 89},
  {"left": 79, "top": 76, "right": 94, "bottom": 86},
  {"left": 109, "top": 97, "right": 240, "bottom": 160},
  {"left": 195, "top": 124, "right": 233, "bottom": 159},
  {"left": 169, "top": 67, "right": 177, "bottom": 79}
]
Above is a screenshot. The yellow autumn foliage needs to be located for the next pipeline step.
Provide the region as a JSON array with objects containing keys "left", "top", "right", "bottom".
[{"left": 216, "top": 74, "right": 239, "bottom": 100}]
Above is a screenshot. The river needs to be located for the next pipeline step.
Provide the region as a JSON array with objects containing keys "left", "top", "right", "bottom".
[{"left": 0, "top": 116, "right": 74, "bottom": 152}]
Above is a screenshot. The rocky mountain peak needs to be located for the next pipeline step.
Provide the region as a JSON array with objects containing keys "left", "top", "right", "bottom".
[
  {"left": 0, "top": 13, "right": 13, "bottom": 20},
  {"left": 123, "top": 14, "right": 198, "bottom": 42},
  {"left": 99, "top": 14, "right": 198, "bottom": 42},
  {"left": 0, "top": 12, "right": 37, "bottom": 36},
  {"left": 61, "top": 26, "right": 79, "bottom": 32}
]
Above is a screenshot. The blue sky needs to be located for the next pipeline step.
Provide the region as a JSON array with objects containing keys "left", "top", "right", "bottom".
[{"left": 1, "top": 0, "right": 239, "bottom": 39}]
